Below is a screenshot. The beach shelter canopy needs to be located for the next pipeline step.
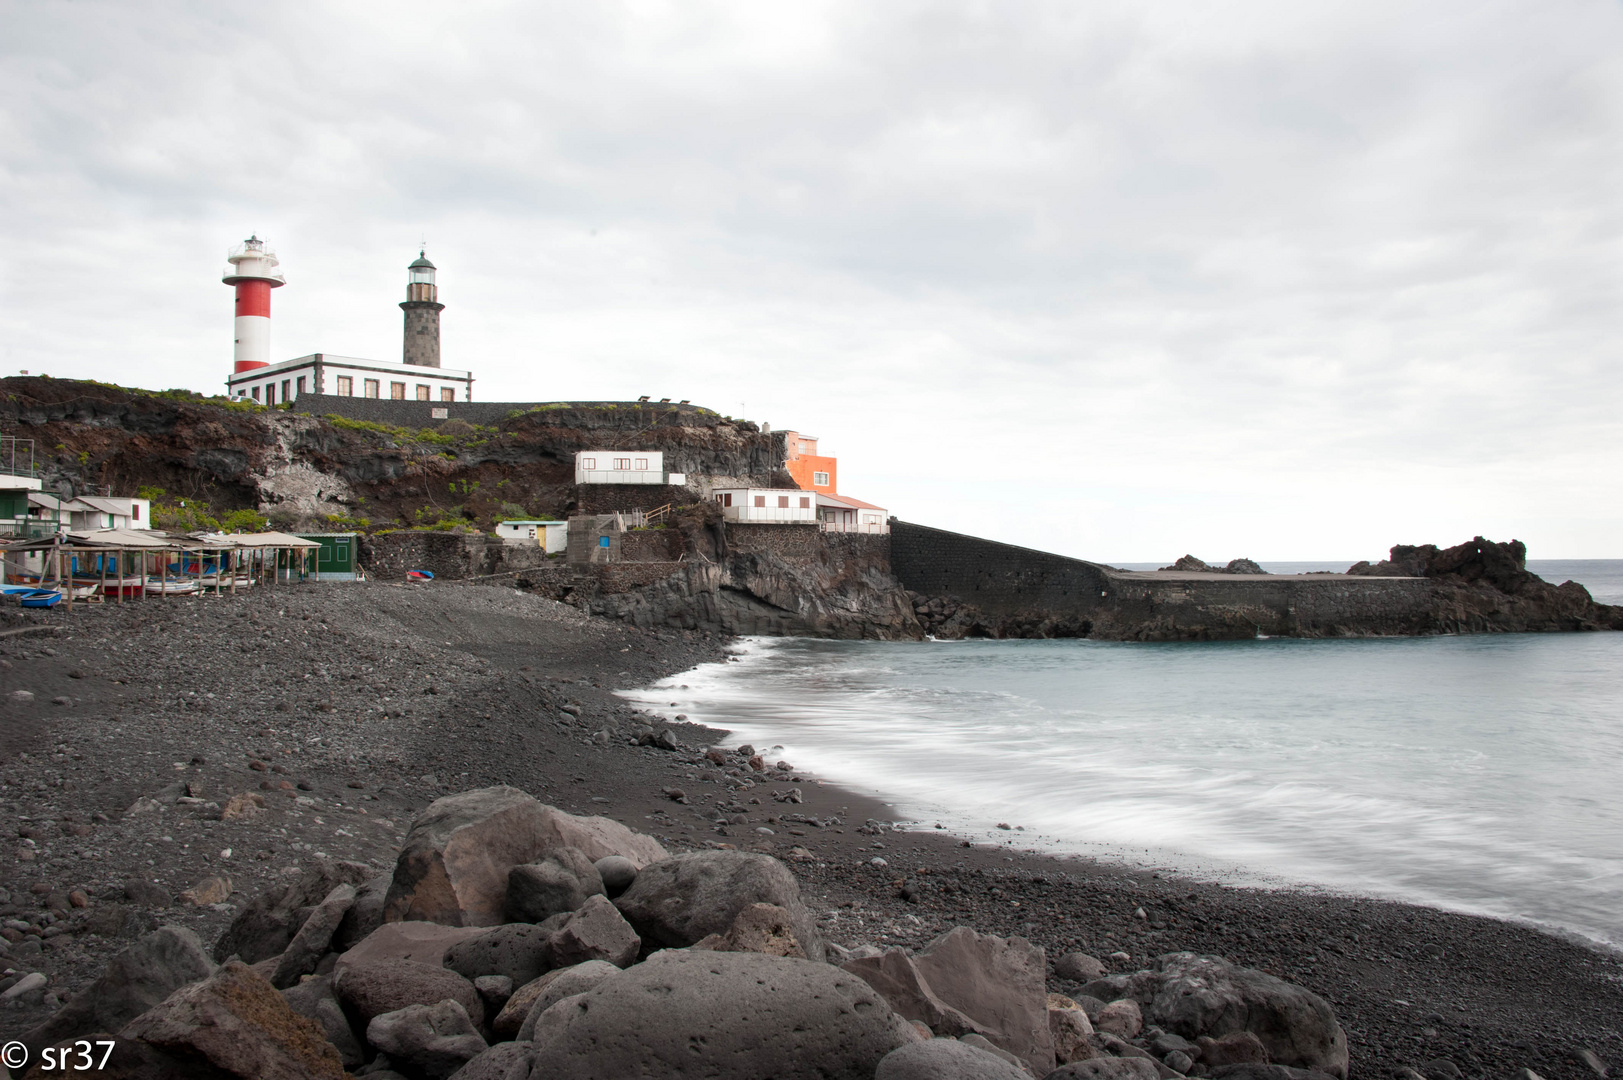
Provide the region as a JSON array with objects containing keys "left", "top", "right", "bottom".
[{"left": 219, "top": 531, "right": 321, "bottom": 549}]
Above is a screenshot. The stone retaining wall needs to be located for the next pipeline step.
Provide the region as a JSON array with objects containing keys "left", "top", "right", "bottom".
[{"left": 726, "top": 523, "right": 823, "bottom": 558}]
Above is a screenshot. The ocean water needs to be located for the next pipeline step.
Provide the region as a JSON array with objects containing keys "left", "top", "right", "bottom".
[{"left": 624, "top": 570, "right": 1623, "bottom": 949}]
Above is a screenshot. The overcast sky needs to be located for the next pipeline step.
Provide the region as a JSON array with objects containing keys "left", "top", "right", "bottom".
[{"left": 4, "top": 2, "right": 1622, "bottom": 560}]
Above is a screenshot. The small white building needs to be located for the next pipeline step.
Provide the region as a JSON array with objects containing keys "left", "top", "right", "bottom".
[
  {"left": 496, "top": 519, "right": 567, "bottom": 553},
  {"left": 574, "top": 451, "right": 686, "bottom": 486},
  {"left": 63, "top": 495, "right": 151, "bottom": 531},
  {"left": 227, "top": 354, "right": 474, "bottom": 407},
  {"left": 816, "top": 493, "right": 889, "bottom": 534},
  {"left": 712, "top": 488, "right": 817, "bottom": 524}
]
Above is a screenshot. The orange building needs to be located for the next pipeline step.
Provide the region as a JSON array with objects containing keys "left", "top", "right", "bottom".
[{"left": 781, "top": 430, "right": 837, "bottom": 496}]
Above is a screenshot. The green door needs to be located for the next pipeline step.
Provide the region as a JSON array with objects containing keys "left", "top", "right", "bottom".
[{"left": 318, "top": 536, "right": 353, "bottom": 574}]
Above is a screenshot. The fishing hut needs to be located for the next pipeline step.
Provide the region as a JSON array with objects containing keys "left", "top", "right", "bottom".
[{"left": 0, "top": 530, "right": 321, "bottom": 610}]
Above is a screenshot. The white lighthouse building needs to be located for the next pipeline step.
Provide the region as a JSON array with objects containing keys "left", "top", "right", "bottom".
[
  {"left": 225, "top": 245, "right": 473, "bottom": 406},
  {"left": 223, "top": 236, "right": 285, "bottom": 373}
]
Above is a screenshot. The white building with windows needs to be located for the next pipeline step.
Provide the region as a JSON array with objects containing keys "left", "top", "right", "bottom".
[
  {"left": 227, "top": 354, "right": 473, "bottom": 407},
  {"left": 64, "top": 495, "right": 151, "bottom": 531},
  {"left": 574, "top": 451, "right": 686, "bottom": 486},
  {"left": 712, "top": 488, "right": 818, "bottom": 523},
  {"left": 816, "top": 493, "right": 889, "bottom": 533}
]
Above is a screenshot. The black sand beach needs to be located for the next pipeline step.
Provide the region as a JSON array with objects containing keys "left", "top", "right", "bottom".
[{"left": 0, "top": 583, "right": 1617, "bottom": 1078}]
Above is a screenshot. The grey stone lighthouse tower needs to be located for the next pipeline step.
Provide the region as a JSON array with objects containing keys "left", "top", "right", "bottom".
[{"left": 400, "top": 251, "right": 444, "bottom": 368}]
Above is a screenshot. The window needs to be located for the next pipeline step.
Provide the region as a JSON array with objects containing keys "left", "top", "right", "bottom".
[
  {"left": 296, "top": 376, "right": 306, "bottom": 396},
  {"left": 634, "top": 458, "right": 648, "bottom": 470},
  {"left": 132, "top": 504, "right": 140, "bottom": 520},
  {"left": 416, "top": 384, "right": 430, "bottom": 401},
  {"left": 281, "top": 379, "right": 291, "bottom": 401},
  {"left": 753, "top": 495, "right": 766, "bottom": 508},
  {"left": 777, "top": 495, "right": 790, "bottom": 508},
  {"left": 441, "top": 387, "right": 455, "bottom": 402},
  {"left": 251, "top": 385, "right": 261, "bottom": 401},
  {"left": 336, "top": 375, "right": 353, "bottom": 396},
  {"left": 364, "top": 379, "right": 380, "bottom": 398},
  {"left": 799, "top": 497, "right": 810, "bottom": 508},
  {"left": 390, "top": 382, "right": 406, "bottom": 400},
  {"left": 582, "top": 457, "right": 596, "bottom": 470},
  {"left": 264, "top": 384, "right": 275, "bottom": 405},
  {"left": 716, "top": 493, "right": 732, "bottom": 507},
  {"left": 813, "top": 471, "right": 829, "bottom": 487},
  {"left": 613, "top": 458, "right": 631, "bottom": 470}
]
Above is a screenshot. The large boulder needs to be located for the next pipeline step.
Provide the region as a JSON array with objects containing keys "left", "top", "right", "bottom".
[
  {"left": 23, "top": 926, "right": 215, "bottom": 1053},
  {"left": 454, "top": 1041, "right": 536, "bottom": 1080},
  {"left": 338, "top": 921, "right": 491, "bottom": 968},
  {"left": 612, "top": 850, "right": 824, "bottom": 962},
  {"left": 385, "top": 787, "right": 556, "bottom": 927},
  {"left": 1046, "top": 1060, "right": 1162, "bottom": 1080},
  {"left": 281, "top": 974, "right": 364, "bottom": 1068},
  {"left": 506, "top": 847, "right": 604, "bottom": 923},
  {"left": 366, "top": 999, "right": 487, "bottom": 1080},
  {"left": 331, "top": 957, "right": 484, "bottom": 1028},
  {"left": 1140, "top": 954, "right": 1349, "bottom": 1079},
  {"left": 270, "top": 883, "right": 356, "bottom": 989},
  {"left": 847, "top": 927, "right": 1054, "bottom": 1075},
  {"left": 692, "top": 902, "right": 809, "bottom": 958},
  {"left": 534, "top": 805, "right": 668, "bottom": 868},
  {"left": 334, "top": 872, "right": 391, "bottom": 953},
  {"left": 513, "top": 961, "right": 623, "bottom": 1041},
  {"left": 527, "top": 949, "right": 916, "bottom": 1079},
  {"left": 842, "top": 947, "right": 987, "bottom": 1039},
  {"left": 874, "top": 1038, "right": 1031, "bottom": 1080},
  {"left": 443, "top": 923, "right": 556, "bottom": 986},
  {"left": 213, "top": 859, "right": 374, "bottom": 963},
  {"left": 548, "top": 895, "right": 640, "bottom": 968},
  {"left": 495, "top": 961, "right": 620, "bottom": 1038},
  {"left": 384, "top": 788, "right": 667, "bottom": 928},
  {"left": 119, "top": 959, "right": 347, "bottom": 1080}
]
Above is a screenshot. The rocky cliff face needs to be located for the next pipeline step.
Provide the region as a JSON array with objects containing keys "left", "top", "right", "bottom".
[
  {"left": 516, "top": 507, "right": 922, "bottom": 640},
  {"left": 0, "top": 379, "right": 786, "bottom": 528}
]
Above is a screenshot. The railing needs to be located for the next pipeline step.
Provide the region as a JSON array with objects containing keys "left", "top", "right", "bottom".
[
  {"left": 819, "top": 520, "right": 890, "bottom": 535},
  {"left": 0, "top": 437, "right": 36, "bottom": 479},
  {"left": 642, "top": 503, "right": 673, "bottom": 525},
  {"left": 0, "top": 517, "right": 62, "bottom": 539}
]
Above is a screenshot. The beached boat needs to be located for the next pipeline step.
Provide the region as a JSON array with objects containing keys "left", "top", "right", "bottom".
[
  {"left": 19, "top": 589, "right": 60, "bottom": 608},
  {"left": 144, "top": 578, "right": 199, "bottom": 595}
]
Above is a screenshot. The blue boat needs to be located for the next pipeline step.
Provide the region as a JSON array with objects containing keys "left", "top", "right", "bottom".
[{"left": 18, "top": 589, "right": 60, "bottom": 608}]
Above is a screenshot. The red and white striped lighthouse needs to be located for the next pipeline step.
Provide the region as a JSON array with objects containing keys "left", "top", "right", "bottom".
[{"left": 222, "top": 236, "right": 286, "bottom": 373}]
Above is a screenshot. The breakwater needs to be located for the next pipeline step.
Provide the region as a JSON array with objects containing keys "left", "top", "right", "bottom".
[{"left": 891, "top": 523, "right": 1621, "bottom": 640}]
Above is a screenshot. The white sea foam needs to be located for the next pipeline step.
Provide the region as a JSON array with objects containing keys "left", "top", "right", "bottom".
[{"left": 623, "top": 619, "right": 1623, "bottom": 950}]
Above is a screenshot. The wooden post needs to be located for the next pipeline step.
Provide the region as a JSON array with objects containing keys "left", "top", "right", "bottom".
[
  {"left": 161, "top": 548, "right": 169, "bottom": 600},
  {"left": 99, "top": 547, "right": 107, "bottom": 602},
  {"left": 63, "top": 549, "right": 72, "bottom": 611},
  {"left": 117, "top": 549, "right": 124, "bottom": 605},
  {"left": 229, "top": 546, "right": 237, "bottom": 595}
]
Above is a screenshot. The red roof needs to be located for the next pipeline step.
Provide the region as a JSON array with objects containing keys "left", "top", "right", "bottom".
[{"left": 817, "top": 493, "right": 887, "bottom": 512}]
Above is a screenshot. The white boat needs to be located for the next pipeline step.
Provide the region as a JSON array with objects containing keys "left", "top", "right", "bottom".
[{"left": 144, "top": 578, "right": 199, "bottom": 595}]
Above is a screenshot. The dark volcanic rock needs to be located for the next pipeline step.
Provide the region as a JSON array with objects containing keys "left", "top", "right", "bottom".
[
  {"left": 527, "top": 949, "right": 916, "bottom": 1080},
  {"left": 613, "top": 850, "right": 825, "bottom": 962},
  {"left": 24, "top": 926, "right": 215, "bottom": 1053}
]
